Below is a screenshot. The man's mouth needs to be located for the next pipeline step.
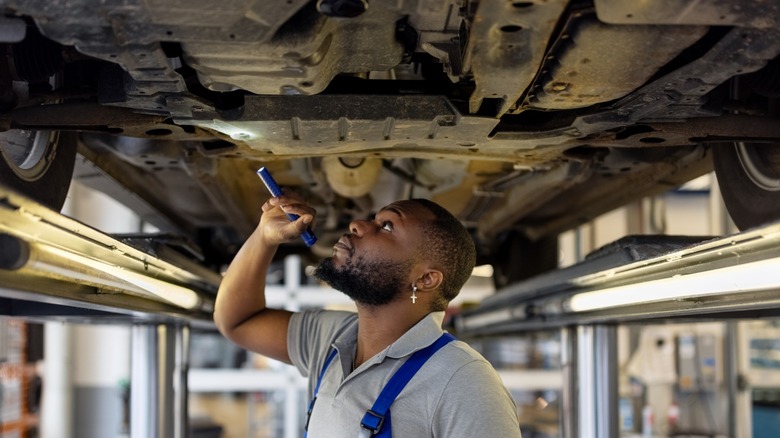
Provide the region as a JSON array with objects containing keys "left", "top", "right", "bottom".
[{"left": 334, "top": 235, "right": 353, "bottom": 253}]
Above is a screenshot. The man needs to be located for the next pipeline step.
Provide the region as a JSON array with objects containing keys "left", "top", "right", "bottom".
[{"left": 214, "top": 192, "right": 521, "bottom": 437}]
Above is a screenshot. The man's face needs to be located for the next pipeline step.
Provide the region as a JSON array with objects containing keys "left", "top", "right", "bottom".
[{"left": 313, "top": 201, "right": 433, "bottom": 306}]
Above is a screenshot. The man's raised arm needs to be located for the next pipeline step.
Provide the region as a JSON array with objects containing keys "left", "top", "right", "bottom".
[{"left": 213, "top": 193, "right": 316, "bottom": 364}]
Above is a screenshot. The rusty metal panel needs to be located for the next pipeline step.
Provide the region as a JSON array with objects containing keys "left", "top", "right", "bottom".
[
  {"left": 464, "top": 0, "right": 568, "bottom": 116},
  {"left": 595, "top": 0, "right": 780, "bottom": 28},
  {"left": 183, "top": 6, "right": 405, "bottom": 95},
  {"left": 529, "top": 14, "right": 707, "bottom": 110}
]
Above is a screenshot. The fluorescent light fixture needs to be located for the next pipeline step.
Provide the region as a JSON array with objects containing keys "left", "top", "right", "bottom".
[
  {"left": 35, "top": 244, "right": 202, "bottom": 310},
  {"left": 456, "top": 308, "right": 515, "bottom": 331},
  {"left": 566, "top": 257, "right": 780, "bottom": 312},
  {"left": 471, "top": 264, "right": 494, "bottom": 278}
]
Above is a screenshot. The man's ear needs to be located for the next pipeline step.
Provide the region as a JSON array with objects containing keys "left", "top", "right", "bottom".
[{"left": 419, "top": 270, "right": 443, "bottom": 292}]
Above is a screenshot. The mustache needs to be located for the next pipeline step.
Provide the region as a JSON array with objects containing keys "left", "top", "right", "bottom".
[{"left": 340, "top": 233, "right": 355, "bottom": 256}]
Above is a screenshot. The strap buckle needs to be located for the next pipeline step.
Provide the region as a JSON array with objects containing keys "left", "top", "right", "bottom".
[{"left": 360, "top": 410, "right": 385, "bottom": 435}]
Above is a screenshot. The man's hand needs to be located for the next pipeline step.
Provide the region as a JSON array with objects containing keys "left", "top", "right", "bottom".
[{"left": 258, "top": 192, "right": 317, "bottom": 246}]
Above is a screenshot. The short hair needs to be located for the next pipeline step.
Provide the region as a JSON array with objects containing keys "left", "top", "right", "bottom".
[{"left": 411, "top": 199, "right": 477, "bottom": 311}]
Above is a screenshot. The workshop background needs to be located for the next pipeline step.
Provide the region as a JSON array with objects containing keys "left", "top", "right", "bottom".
[{"left": 1, "top": 171, "right": 775, "bottom": 438}]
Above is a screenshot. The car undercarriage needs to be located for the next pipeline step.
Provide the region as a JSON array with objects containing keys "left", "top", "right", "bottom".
[{"left": 1, "top": 0, "right": 779, "bottom": 286}]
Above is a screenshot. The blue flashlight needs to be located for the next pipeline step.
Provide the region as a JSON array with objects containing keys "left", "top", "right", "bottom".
[{"left": 257, "top": 167, "right": 318, "bottom": 247}]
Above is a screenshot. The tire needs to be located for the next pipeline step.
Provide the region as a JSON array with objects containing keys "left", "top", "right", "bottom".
[
  {"left": 712, "top": 142, "right": 780, "bottom": 230},
  {"left": 0, "top": 130, "right": 78, "bottom": 210},
  {"left": 492, "top": 232, "right": 559, "bottom": 290}
]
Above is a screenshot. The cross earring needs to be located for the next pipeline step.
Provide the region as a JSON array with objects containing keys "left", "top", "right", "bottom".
[{"left": 411, "top": 285, "right": 417, "bottom": 304}]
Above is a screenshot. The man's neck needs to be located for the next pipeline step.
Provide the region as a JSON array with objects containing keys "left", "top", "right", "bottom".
[{"left": 353, "top": 301, "right": 430, "bottom": 368}]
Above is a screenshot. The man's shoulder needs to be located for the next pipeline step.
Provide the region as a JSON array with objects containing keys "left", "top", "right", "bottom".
[
  {"left": 446, "top": 338, "right": 491, "bottom": 364},
  {"left": 413, "top": 339, "right": 514, "bottom": 414},
  {"left": 421, "top": 338, "right": 498, "bottom": 381}
]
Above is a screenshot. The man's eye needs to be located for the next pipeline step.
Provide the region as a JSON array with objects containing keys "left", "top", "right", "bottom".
[{"left": 381, "top": 221, "right": 393, "bottom": 232}]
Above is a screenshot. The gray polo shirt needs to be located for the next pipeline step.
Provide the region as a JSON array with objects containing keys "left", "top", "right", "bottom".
[{"left": 288, "top": 309, "right": 521, "bottom": 437}]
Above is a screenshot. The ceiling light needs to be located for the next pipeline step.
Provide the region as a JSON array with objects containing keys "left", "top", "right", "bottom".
[
  {"left": 565, "top": 257, "right": 780, "bottom": 312},
  {"left": 37, "top": 244, "right": 202, "bottom": 310},
  {"left": 471, "top": 264, "right": 494, "bottom": 277}
]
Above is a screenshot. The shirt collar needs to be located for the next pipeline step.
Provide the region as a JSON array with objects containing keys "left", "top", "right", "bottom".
[
  {"left": 331, "top": 311, "right": 446, "bottom": 374},
  {"left": 385, "top": 311, "right": 446, "bottom": 359},
  {"left": 332, "top": 317, "right": 359, "bottom": 376}
]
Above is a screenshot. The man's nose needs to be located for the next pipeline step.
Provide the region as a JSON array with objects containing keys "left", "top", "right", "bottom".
[{"left": 349, "top": 219, "right": 370, "bottom": 236}]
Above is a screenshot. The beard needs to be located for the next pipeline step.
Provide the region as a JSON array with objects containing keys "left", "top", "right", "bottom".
[{"left": 314, "top": 254, "right": 413, "bottom": 307}]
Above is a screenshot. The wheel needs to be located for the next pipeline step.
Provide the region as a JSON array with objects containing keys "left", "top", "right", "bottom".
[
  {"left": 712, "top": 142, "right": 780, "bottom": 230},
  {"left": 0, "top": 130, "right": 78, "bottom": 210},
  {"left": 492, "top": 232, "right": 559, "bottom": 290}
]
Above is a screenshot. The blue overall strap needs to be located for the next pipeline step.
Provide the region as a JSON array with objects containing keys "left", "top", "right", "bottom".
[
  {"left": 304, "top": 348, "right": 338, "bottom": 437},
  {"left": 360, "top": 332, "right": 456, "bottom": 436}
]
